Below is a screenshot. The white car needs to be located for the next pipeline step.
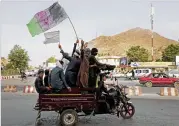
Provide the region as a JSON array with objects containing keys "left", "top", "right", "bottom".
[
  {"left": 126, "top": 69, "right": 152, "bottom": 79},
  {"left": 25, "top": 70, "right": 37, "bottom": 76},
  {"left": 112, "top": 73, "right": 126, "bottom": 78},
  {"left": 167, "top": 70, "right": 179, "bottom": 78}
]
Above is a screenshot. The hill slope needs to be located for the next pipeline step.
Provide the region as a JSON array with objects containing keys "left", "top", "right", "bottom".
[{"left": 89, "top": 27, "right": 179, "bottom": 60}]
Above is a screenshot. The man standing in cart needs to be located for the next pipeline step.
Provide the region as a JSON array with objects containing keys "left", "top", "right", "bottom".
[
  {"left": 58, "top": 41, "right": 81, "bottom": 87},
  {"left": 88, "top": 48, "right": 107, "bottom": 88}
]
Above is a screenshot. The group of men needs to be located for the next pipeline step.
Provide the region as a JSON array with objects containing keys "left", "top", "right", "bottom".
[
  {"left": 34, "top": 40, "right": 116, "bottom": 112},
  {"left": 35, "top": 40, "right": 108, "bottom": 94}
]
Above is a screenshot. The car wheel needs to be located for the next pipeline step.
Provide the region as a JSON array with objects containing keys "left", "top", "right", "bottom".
[
  {"left": 174, "top": 82, "right": 179, "bottom": 88},
  {"left": 145, "top": 82, "right": 152, "bottom": 87}
]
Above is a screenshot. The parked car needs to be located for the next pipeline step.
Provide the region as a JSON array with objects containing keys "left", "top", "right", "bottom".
[
  {"left": 126, "top": 69, "right": 152, "bottom": 79},
  {"left": 139, "top": 73, "right": 179, "bottom": 88}
]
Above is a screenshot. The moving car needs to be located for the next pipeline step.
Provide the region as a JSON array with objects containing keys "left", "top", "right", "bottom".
[{"left": 139, "top": 73, "right": 179, "bottom": 88}]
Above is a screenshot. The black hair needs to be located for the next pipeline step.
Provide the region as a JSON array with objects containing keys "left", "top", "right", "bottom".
[
  {"left": 91, "top": 48, "right": 98, "bottom": 55},
  {"left": 59, "top": 60, "right": 64, "bottom": 65},
  {"left": 38, "top": 69, "right": 44, "bottom": 74},
  {"left": 45, "top": 69, "right": 49, "bottom": 75},
  {"left": 91, "top": 48, "right": 98, "bottom": 53}
]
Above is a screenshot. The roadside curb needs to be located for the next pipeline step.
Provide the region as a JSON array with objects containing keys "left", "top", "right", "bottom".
[
  {"left": 129, "top": 93, "right": 179, "bottom": 100},
  {"left": 1, "top": 75, "right": 20, "bottom": 80}
]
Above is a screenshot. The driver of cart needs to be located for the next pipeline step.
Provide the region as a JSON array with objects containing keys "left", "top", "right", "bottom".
[
  {"left": 35, "top": 69, "right": 51, "bottom": 94},
  {"left": 95, "top": 70, "right": 115, "bottom": 113},
  {"left": 58, "top": 44, "right": 81, "bottom": 87},
  {"left": 49, "top": 60, "right": 71, "bottom": 92}
]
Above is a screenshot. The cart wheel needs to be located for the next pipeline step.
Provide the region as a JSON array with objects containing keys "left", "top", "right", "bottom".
[
  {"left": 60, "top": 109, "right": 78, "bottom": 126},
  {"left": 145, "top": 82, "right": 152, "bottom": 87},
  {"left": 119, "top": 103, "right": 135, "bottom": 119}
]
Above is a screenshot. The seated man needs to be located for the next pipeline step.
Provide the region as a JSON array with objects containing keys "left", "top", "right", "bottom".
[
  {"left": 59, "top": 43, "right": 81, "bottom": 87},
  {"left": 35, "top": 69, "right": 51, "bottom": 94},
  {"left": 48, "top": 60, "right": 71, "bottom": 93},
  {"left": 96, "top": 72, "right": 115, "bottom": 113}
]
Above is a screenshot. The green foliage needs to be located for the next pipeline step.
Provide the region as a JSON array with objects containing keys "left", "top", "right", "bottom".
[
  {"left": 1, "top": 69, "right": 19, "bottom": 76},
  {"left": 1, "top": 57, "right": 8, "bottom": 67},
  {"left": 162, "top": 44, "right": 179, "bottom": 62},
  {"left": 126, "top": 46, "right": 149, "bottom": 62},
  {"left": 46, "top": 56, "right": 56, "bottom": 63},
  {"left": 5, "top": 63, "right": 14, "bottom": 69},
  {"left": 8, "top": 45, "right": 29, "bottom": 72},
  {"left": 28, "top": 65, "right": 34, "bottom": 70},
  {"left": 156, "top": 59, "right": 163, "bottom": 62}
]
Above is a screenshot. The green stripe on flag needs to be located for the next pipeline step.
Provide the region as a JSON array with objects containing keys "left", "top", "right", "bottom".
[{"left": 26, "top": 18, "right": 43, "bottom": 37}]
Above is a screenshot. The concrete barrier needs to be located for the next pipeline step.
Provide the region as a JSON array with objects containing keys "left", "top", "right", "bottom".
[
  {"left": 3, "top": 85, "right": 17, "bottom": 92},
  {"left": 160, "top": 87, "right": 178, "bottom": 96},
  {"left": 23, "top": 85, "right": 37, "bottom": 93},
  {"left": 124, "top": 86, "right": 142, "bottom": 96},
  {"left": 105, "top": 84, "right": 142, "bottom": 96},
  {"left": 1, "top": 75, "right": 20, "bottom": 80}
]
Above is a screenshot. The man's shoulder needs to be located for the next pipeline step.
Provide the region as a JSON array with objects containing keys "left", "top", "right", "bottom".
[
  {"left": 35, "top": 77, "right": 41, "bottom": 81},
  {"left": 89, "top": 55, "right": 95, "bottom": 59}
]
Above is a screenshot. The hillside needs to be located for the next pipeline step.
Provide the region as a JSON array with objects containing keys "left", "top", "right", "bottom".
[{"left": 88, "top": 27, "right": 179, "bottom": 60}]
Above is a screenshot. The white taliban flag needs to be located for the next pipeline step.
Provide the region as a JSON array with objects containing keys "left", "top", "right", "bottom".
[{"left": 43, "top": 31, "right": 60, "bottom": 44}]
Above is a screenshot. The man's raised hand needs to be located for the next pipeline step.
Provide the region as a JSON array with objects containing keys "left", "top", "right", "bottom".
[
  {"left": 81, "top": 40, "right": 84, "bottom": 45},
  {"left": 76, "top": 39, "right": 79, "bottom": 44},
  {"left": 58, "top": 44, "right": 62, "bottom": 49}
]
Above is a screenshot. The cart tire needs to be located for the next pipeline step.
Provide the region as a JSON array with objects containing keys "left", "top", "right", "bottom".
[
  {"left": 174, "top": 82, "right": 179, "bottom": 88},
  {"left": 119, "top": 103, "right": 135, "bottom": 119},
  {"left": 145, "top": 82, "right": 152, "bottom": 87},
  {"left": 60, "top": 109, "right": 78, "bottom": 126}
]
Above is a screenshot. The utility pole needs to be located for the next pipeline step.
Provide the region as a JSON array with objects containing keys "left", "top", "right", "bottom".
[{"left": 150, "top": 3, "right": 154, "bottom": 61}]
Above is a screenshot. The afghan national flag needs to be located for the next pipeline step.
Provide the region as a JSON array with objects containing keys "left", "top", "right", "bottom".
[{"left": 27, "top": 2, "right": 68, "bottom": 37}]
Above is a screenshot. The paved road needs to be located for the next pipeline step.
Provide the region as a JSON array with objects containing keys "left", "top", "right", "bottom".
[
  {"left": 1, "top": 77, "right": 162, "bottom": 94},
  {"left": 2, "top": 92, "right": 179, "bottom": 126}
]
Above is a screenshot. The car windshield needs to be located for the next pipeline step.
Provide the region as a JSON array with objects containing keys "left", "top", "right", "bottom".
[
  {"left": 153, "top": 73, "right": 160, "bottom": 78},
  {"left": 168, "top": 70, "right": 179, "bottom": 74}
]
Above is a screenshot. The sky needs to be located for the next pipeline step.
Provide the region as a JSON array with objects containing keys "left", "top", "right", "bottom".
[{"left": 0, "top": 0, "right": 179, "bottom": 66}]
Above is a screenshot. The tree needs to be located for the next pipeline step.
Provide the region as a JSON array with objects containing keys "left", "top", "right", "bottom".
[
  {"left": 156, "top": 59, "right": 162, "bottom": 62},
  {"left": 46, "top": 56, "right": 56, "bottom": 63},
  {"left": 162, "top": 44, "right": 179, "bottom": 62},
  {"left": 1, "top": 57, "right": 8, "bottom": 67},
  {"left": 126, "top": 46, "right": 149, "bottom": 62},
  {"left": 8, "top": 45, "right": 29, "bottom": 72}
]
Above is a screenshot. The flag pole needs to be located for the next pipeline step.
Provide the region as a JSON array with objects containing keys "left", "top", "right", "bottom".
[
  {"left": 56, "top": 1, "right": 79, "bottom": 40},
  {"left": 67, "top": 16, "right": 79, "bottom": 40},
  {"left": 67, "top": 16, "right": 80, "bottom": 56}
]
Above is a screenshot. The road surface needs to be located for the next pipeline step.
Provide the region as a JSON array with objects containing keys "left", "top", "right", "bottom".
[{"left": 2, "top": 92, "right": 179, "bottom": 126}]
